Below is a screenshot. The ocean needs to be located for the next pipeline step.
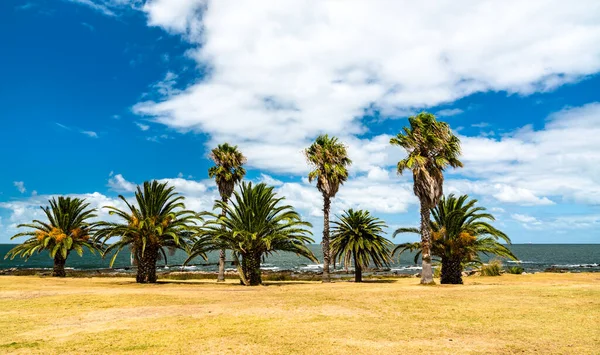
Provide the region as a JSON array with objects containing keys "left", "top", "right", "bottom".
[{"left": 0, "top": 244, "right": 598, "bottom": 274}]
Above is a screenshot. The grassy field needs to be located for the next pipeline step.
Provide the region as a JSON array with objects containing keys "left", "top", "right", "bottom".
[{"left": 0, "top": 274, "right": 598, "bottom": 354}]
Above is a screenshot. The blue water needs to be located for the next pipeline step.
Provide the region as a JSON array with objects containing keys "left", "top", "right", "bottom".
[{"left": 0, "top": 244, "right": 598, "bottom": 273}]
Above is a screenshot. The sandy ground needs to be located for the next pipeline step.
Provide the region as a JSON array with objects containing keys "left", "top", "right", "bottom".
[{"left": 0, "top": 273, "right": 598, "bottom": 354}]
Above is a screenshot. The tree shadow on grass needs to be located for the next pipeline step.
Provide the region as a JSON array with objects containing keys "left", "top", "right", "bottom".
[{"left": 357, "top": 279, "right": 399, "bottom": 284}]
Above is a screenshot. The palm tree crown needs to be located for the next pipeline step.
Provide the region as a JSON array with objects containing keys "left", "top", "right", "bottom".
[
  {"left": 5, "top": 196, "right": 100, "bottom": 277},
  {"left": 394, "top": 194, "right": 517, "bottom": 284},
  {"left": 331, "top": 209, "right": 393, "bottom": 282},
  {"left": 390, "top": 112, "right": 463, "bottom": 207},
  {"left": 95, "top": 180, "right": 201, "bottom": 283},
  {"left": 305, "top": 134, "right": 352, "bottom": 198},
  {"left": 208, "top": 143, "right": 247, "bottom": 200},
  {"left": 191, "top": 182, "right": 316, "bottom": 286}
]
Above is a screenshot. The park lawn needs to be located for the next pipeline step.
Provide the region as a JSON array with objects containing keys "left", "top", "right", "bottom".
[{"left": 0, "top": 273, "right": 598, "bottom": 354}]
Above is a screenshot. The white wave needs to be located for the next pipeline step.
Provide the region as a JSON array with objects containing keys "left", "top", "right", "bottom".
[
  {"left": 551, "top": 263, "right": 599, "bottom": 268},
  {"left": 390, "top": 266, "right": 422, "bottom": 271},
  {"left": 507, "top": 260, "right": 536, "bottom": 264},
  {"left": 260, "top": 266, "right": 280, "bottom": 271},
  {"left": 179, "top": 265, "right": 197, "bottom": 271}
]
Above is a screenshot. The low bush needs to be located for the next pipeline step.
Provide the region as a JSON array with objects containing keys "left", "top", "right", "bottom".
[
  {"left": 506, "top": 266, "right": 524, "bottom": 274},
  {"left": 480, "top": 260, "right": 502, "bottom": 276}
]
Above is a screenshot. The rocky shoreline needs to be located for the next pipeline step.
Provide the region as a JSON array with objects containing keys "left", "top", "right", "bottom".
[{"left": 0, "top": 265, "right": 588, "bottom": 280}]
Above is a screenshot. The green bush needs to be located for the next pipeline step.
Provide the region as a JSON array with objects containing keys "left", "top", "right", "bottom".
[
  {"left": 506, "top": 266, "right": 524, "bottom": 274},
  {"left": 480, "top": 260, "right": 502, "bottom": 276}
]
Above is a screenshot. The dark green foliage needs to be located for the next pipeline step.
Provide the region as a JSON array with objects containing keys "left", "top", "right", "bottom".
[
  {"left": 394, "top": 194, "right": 517, "bottom": 284},
  {"left": 5, "top": 196, "right": 101, "bottom": 277},
  {"left": 95, "top": 180, "right": 201, "bottom": 283},
  {"left": 189, "top": 182, "right": 316, "bottom": 286},
  {"left": 507, "top": 266, "right": 525, "bottom": 274},
  {"left": 331, "top": 209, "right": 393, "bottom": 282}
]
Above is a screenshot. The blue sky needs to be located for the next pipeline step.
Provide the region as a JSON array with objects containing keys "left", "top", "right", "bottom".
[{"left": 1, "top": 0, "right": 600, "bottom": 243}]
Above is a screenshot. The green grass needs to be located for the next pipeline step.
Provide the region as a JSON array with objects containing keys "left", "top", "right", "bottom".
[{"left": 0, "top": 273, "right": 598, "bottom": 354}]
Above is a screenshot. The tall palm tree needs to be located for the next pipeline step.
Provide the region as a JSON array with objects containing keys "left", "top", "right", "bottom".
[
  {"left": 390, "top": 112, "right": 463, "bottom": 284},
  {"left": 208, "top": 143, "right": 247, "bottom": 282},
  {"left": 189, "top": 182, "right": 316, "bottom": 286},
  {"left": 305, "top": 134, "right": 352, "bottom": 282},
  {"left": 331, "top": 209, "right": 393, "bottom": 282},
  {"left": 394, "top": 194, "right": 517, "bottom": 284},
  {"left": 95, "top": 180, "right": 201, "bottom": 283},
  {"left": 5, "top": 197, "right": 100, "bottom": 277}
]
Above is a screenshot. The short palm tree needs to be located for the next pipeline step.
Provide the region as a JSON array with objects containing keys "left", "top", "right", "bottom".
[
  {"left": 190, "top": 182, "right": 316, "bottom": 286},
  {"left": 393, "top": 194, "right": 517, "bottom": 284},
  {"left": 390, "top": 112, "right": 463, "bottom": 284},
  {"left": 305, "top": 134, "right": 352, "bottom": 282},
  {"left": 331, "top": 209, "right": 393, "bottom": 282},
  {"left": 95, "top": 180, "right": 201, "bottom": 283},
  {"left": 208, "top": 143, "right": 246, "bottom": 282},
  {"left": 5, "top": 197, "right": 100, "bottom": 277}
]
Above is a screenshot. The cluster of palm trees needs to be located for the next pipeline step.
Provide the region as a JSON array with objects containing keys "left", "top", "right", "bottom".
[{"left": 5, "top": 112, "right": 516, "bottom": 285}]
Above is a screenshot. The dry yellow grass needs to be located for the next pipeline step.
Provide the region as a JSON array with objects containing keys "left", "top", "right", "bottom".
[{"left": 0, "top": 273, "right": 598, "bottom": 354}]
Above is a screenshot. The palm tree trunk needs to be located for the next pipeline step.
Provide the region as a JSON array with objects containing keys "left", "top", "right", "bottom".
[
  {"left": 241, "top": 253, "right": 262, "bottom": 286},
  {"left": 136, "top": 248, "right": 158, "bottom": 283},
  {"left": 52, "top": 253, "right": 67, "bottom": 277},
  {"left": 322, "top": 194, "right": 332, "bottom": 283},
  {"left": 441, "top": 256, "right": 463, "bottom": 284},
  {"left": 217, "top": 196, "right": 228, "bottom": 282},
  {"left": 420, "top": 203, "right": 435, "bottom": 285},
  {"left": 354, "top": 251, "right": 362, "bottom": 283}
]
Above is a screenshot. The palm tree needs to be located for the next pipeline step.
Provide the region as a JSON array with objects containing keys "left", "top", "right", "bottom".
[
  {"left": 208, "top": 143, "right": 247, "bottom": 282},
  {"left": 190, "top": 182, "right": 316, "bottom": 286},
  {"left": 331, "top": 209, "right": 393, "bottom": 282},
  {"left": 389, "top": 112, "right": 463, "bottom": 284},
  {"left": 95, "top": 180, "right": 201, "bottom": 283},
  {"left": 305, "top": 134, "right": 352, "bottom": 282},
  {"left": 5, "top": 197, "right": 100, "bottom": 277},
  {"left": 393, "top": 194, "right": 517, "bottom": 284}
]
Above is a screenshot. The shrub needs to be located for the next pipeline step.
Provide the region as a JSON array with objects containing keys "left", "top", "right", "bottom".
[
  {"left": 480, "top": 260, "right": 502, "bottom": 276},
  {"left": 507, "top": 266, "right": 524, "bottom": 274},
  {"left": 433, "top": 265, "right": 442, "bottom": 278}
]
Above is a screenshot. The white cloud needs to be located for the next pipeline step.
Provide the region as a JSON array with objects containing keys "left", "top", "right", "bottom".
[
  {"left": 55, "top": 122, "right": 71, "bottom": 130},
  {"left": 493, "top": 186, "right": 554, "bottom": 206},
  {"left": 133, "top": 0, "right": 600, "bottom": 175},
  {"left": 81, "top": 22, "right": 95, "bottom": 31},
  {"left": 107, "top": 174, "right": 137, "bottom": 192},
  {"left": 458, "top": 103, "right": 600, "bottom": 205},
  {"left": 512, "top": 214, "right": 541, "bottom": 224},
  {"left": 67, "top": 0, "right": 142, "bottom": 16},
  {"left": 258, "top": 174, "right": 284, "bottom": 187},
  {"left": 136, "top": 122, "right": 150, "bottom": 131},
  {"left": 472, "top": 122, "right": 490, "bottom": 128},
  {"left": 81, "top": 131, "right": 98, "bottom": 138},
  {"left": 436, "top": 108, "right": 464, "bottom": 117},
  {"left": 13, "top": 181, "right": 26, "bottom": 194}
]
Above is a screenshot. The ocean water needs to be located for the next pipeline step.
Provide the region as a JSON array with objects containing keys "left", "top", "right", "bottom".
[{"left": 0, "top": 244, "right": 598, "bottom": 274}]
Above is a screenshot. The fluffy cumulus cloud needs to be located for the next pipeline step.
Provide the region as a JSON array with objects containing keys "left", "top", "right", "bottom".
[
  {"left": 457, "top": 103, "right": 600, "bottom": 205},
  {"left": 133, "top": 0, "right": 600, "bottom": 171}
]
